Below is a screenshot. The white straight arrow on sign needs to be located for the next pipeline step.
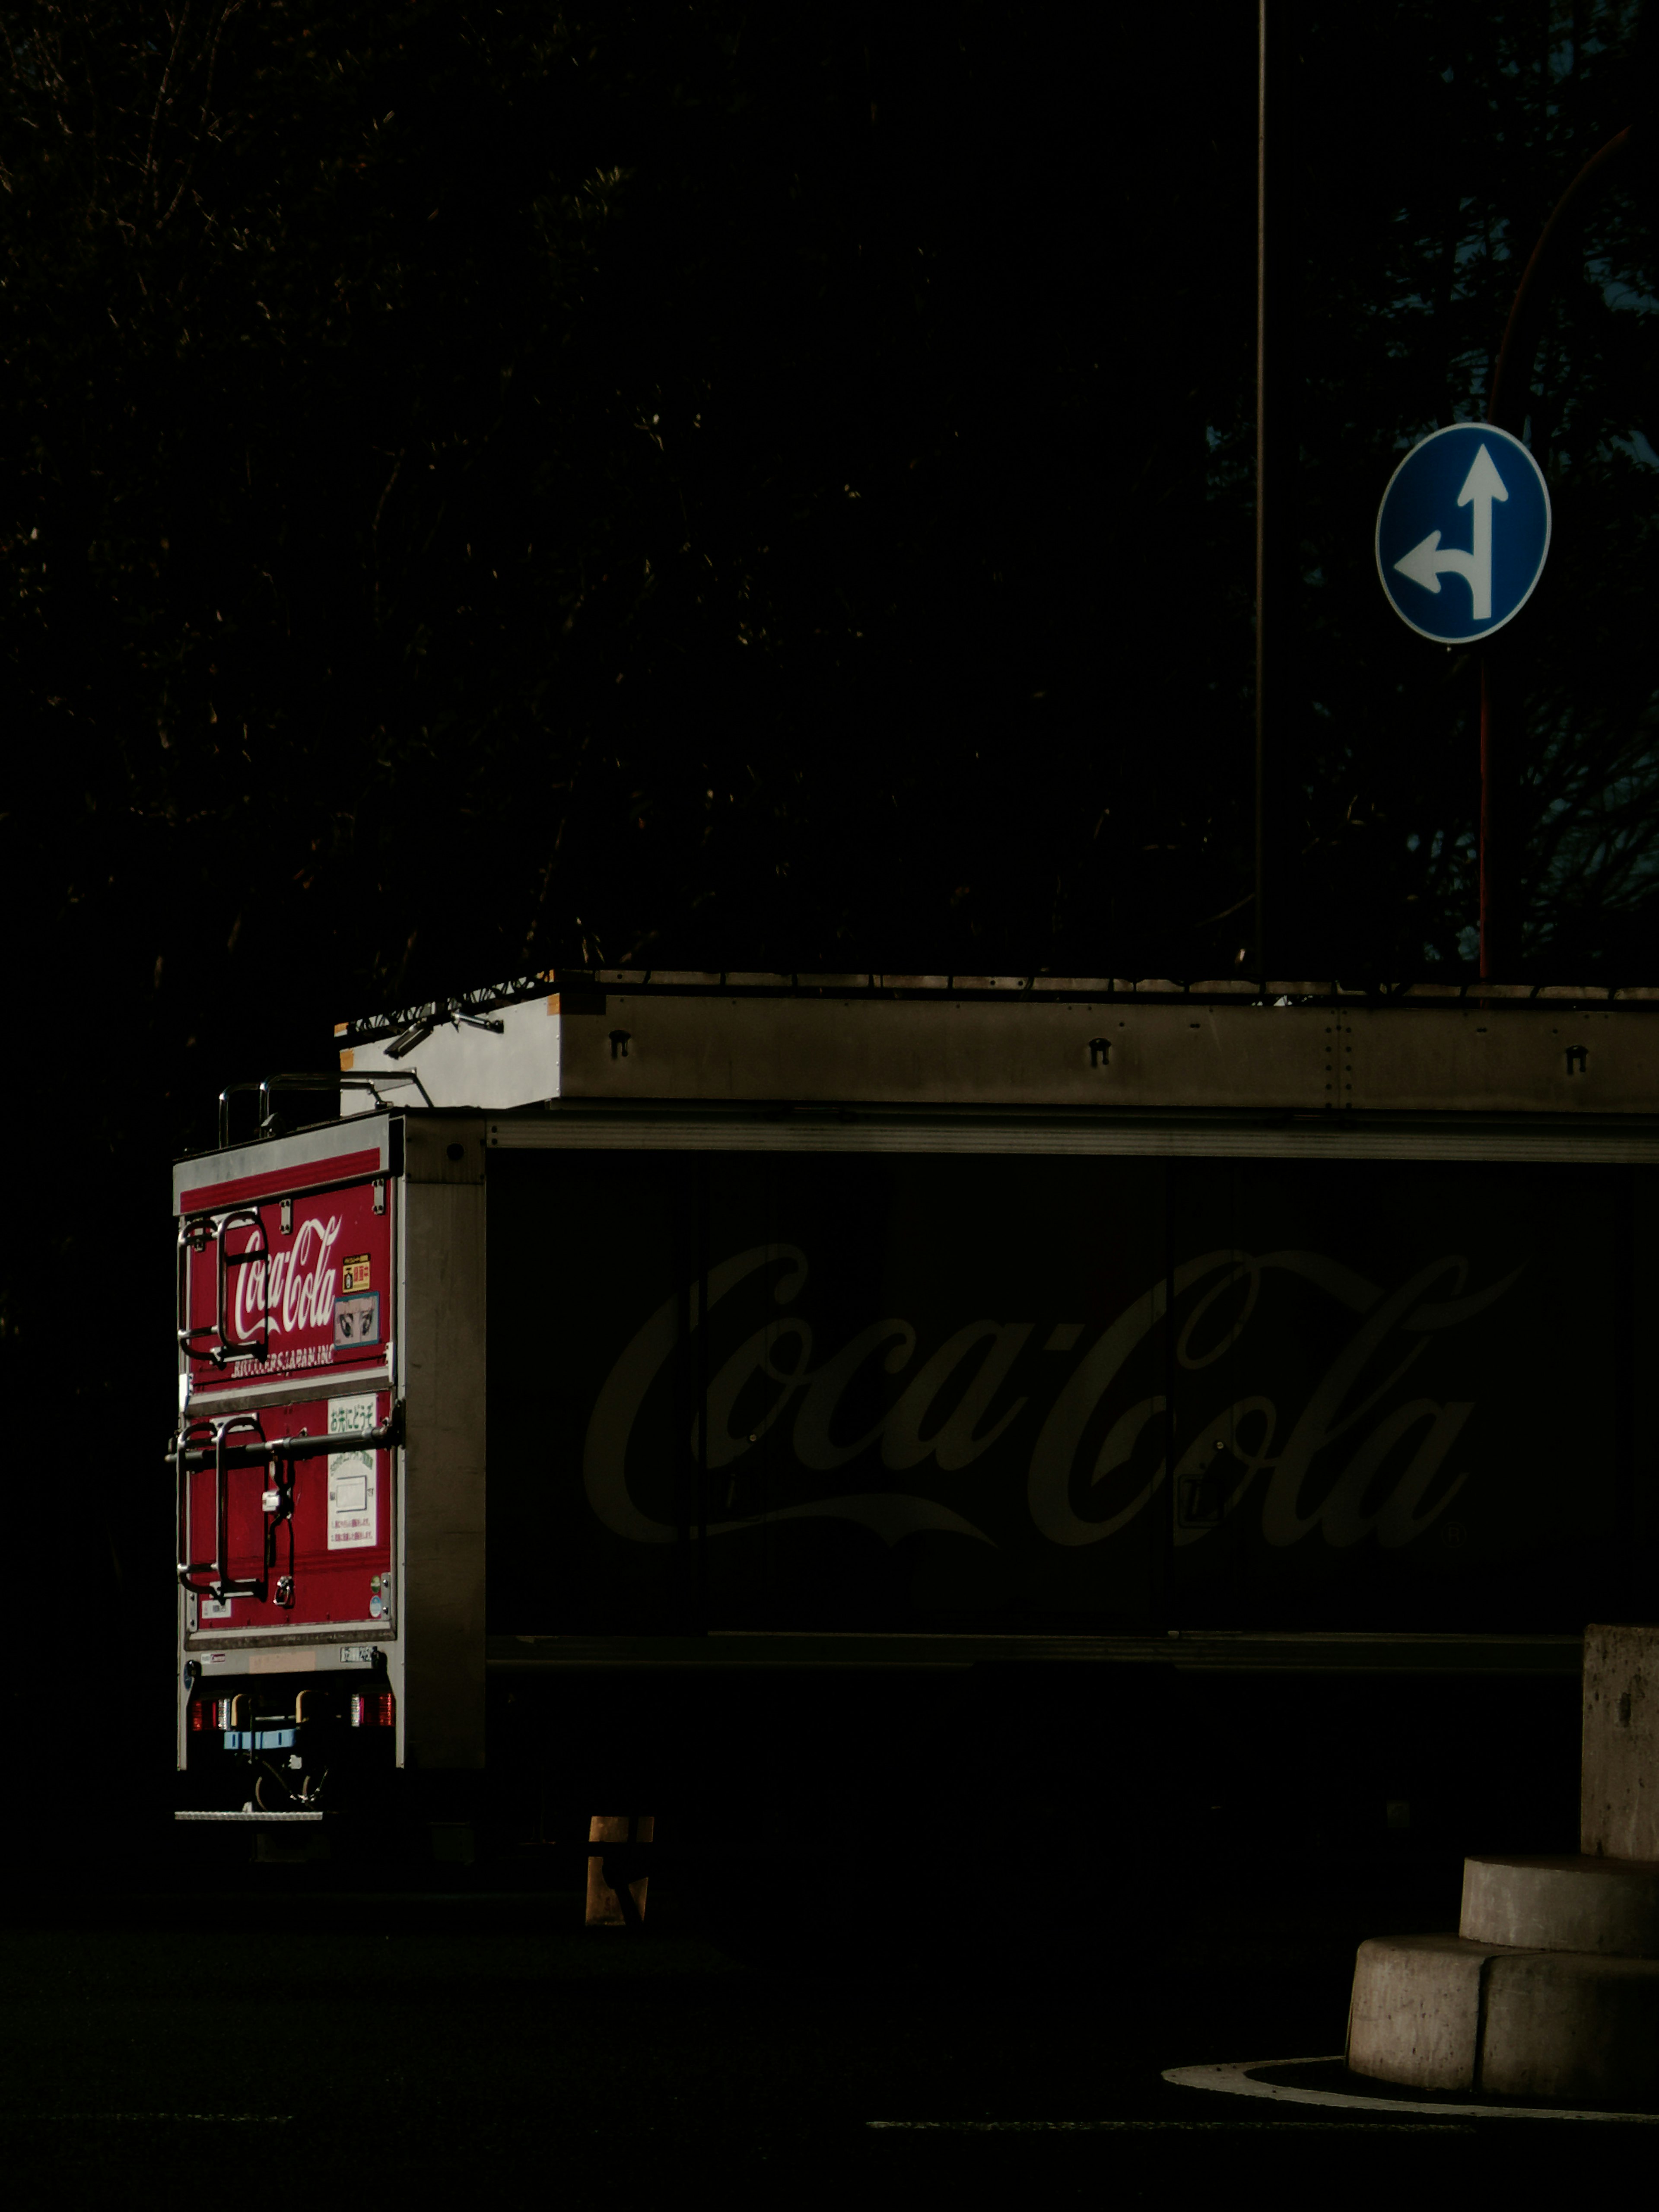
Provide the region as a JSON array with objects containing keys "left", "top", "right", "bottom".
[{"left": 1392, "top": 442, "right": 1510, "bottom": 619}]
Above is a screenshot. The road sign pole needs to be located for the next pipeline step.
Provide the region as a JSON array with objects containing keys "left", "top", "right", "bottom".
[
  {"left": 1478, "top": 646, "right": 1509, "bottom": 979},
  {"left": 1377, "top": 423, "right": 1549, "bottom": 989},
  {"left": 1486, "top": 127, "right": 1631, "bottom": 439}
]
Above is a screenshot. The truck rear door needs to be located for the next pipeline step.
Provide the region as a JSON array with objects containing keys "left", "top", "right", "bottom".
[{"left": 175, "top": 1121, "right": 399, "bottom": 1641}]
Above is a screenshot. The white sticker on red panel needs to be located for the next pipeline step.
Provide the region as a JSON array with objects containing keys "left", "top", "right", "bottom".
[{"left": 327, "top": 1395, "right": 378, "bottom": 1549}]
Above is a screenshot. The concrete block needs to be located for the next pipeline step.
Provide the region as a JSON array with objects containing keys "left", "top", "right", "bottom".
[
  {"left": 1481, "top": 1948, "right": 1659, "bottom": 2106},
  {"left": 1345, "top": 1932, "right": 1496, "bottom": 2090},
  {"left": 1582, "top": 1624, "right": 1659, "bottom": 1859},
  {"left": 1461, "top": 1853, "right": 1659, "bottom": 1957},
  {"left": 1347, "top": 1934, "right": 1659, "bottom": 2108}
]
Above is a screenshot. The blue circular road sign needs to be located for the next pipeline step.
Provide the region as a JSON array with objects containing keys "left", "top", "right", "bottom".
[{"left": 1375, "top": 422, "right": 1551, "bottom": 644}]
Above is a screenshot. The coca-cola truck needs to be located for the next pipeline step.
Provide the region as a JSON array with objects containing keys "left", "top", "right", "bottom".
[{"left": 173, "top": 975, "right": 1659, "bottom": 1910}]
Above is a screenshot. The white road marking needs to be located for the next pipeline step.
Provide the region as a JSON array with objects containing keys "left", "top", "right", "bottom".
[
  {"left": 1163, "top": 2058, "right": 1659, "bottom": 2125},
  {"left": 868, "top": 2120, "right": 1475, "bottom": 2132},
  {"left": 0, "top": 2113, "right": 293, "bottom": 2125}
]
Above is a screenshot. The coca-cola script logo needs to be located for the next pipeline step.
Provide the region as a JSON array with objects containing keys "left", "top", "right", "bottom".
[
  {"left": 583, "top": 1243, "right": 1520, "bottom": 1552},
  {"left": 229, "top": 1213, "right": 345, "bottom": 1345}
]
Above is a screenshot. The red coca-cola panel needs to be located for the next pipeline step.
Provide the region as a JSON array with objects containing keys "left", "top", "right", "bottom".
[
  {"left": 181, "top": 1180, "right": 392, "bottom": 1396},
  {"left": 182, "top": 1391, "right": 394, "bottom": 1635}
]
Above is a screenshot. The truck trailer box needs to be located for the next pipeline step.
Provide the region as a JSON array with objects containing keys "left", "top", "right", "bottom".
[{"left": 172, "top": 977, "right": 1658, "bottom": 1890}]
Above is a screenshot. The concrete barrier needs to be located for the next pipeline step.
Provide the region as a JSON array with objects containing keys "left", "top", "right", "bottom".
[
  {"left": 1346, "top": 1933, "right": 1502, "bottom": 2090},
  {"left": 1347, "top": 1623, "right": 1659, "bottom": 2110},
  {"left": 1348, "top": 1933, "right": 1659, "bottom": 2107},
  {"left": 1461, "top": 1853, "right": 1659, "bottom": 1956},
  {"left": 1583, "top": 1625, "right": 1659, "bottom": 1860}
]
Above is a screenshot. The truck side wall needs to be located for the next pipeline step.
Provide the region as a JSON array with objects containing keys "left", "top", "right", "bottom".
[
  {"left": 482, "top": 1143, "right": 1649, "bottom": 1639},
  {"left": 400, "top": 1120, "right": 488, "bottom": 1770}
]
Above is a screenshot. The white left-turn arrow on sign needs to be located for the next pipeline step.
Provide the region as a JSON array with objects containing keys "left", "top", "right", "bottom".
[{"left": 1392, "top": 442, "right": 1509, "bottom": 620}]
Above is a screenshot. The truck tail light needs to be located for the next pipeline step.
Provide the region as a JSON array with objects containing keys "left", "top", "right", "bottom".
[
  {"left": 189, "top": 1700, "right": 207, "bottom": 1734},
  {"left": 351, "top": 1691, "right": 395, "bottom": 1729}
]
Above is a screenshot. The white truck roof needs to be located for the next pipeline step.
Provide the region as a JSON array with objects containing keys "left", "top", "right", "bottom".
[{"left": 330, "top": 970, "right": 1659, "bottom": 1120}]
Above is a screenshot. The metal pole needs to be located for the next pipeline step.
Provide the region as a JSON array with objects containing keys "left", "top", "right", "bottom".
[
  {"left": 1478, "top": 655, "right": 1503, "bottom": 978},
  {"left": 1253, "top": 0, "right": 1268, "bottom": 983}
]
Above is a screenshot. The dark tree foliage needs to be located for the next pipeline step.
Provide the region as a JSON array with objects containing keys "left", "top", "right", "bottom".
[
  {"left": 2, "top": 0, "right": 1135, "bottom": 1063},
  {"left": 3, "top": 3, "right": 1659, "bottom": 1743},
  {"left": 1278, "top": 0, "right": 1659, "bottom": 978}
]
